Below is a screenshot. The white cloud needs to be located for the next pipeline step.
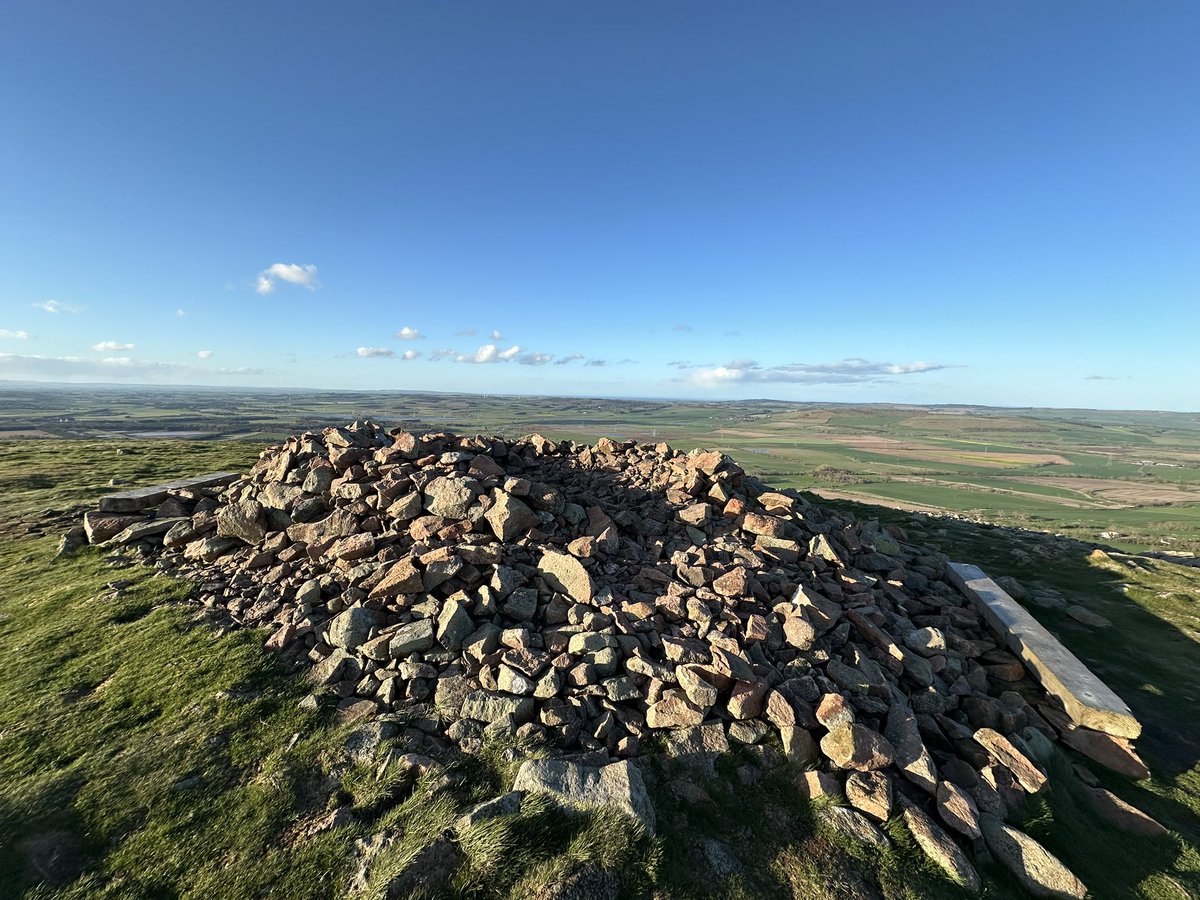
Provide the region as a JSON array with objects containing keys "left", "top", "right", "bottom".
[
  {"left": 176, "top": 308, "right": 187, "bottom": 317},
  {"left": 672, "top": 323, "right": 693, "bottom": 332},
  {"left": 690, "top": 358, "right": 952, "bottom": 387},
  {"left": 396, "top": 326, "right": 423, "bottom": 340},
  {"left": 429, "top": 347, "right": 459, "bottom": 361},
  {"left": 490, "top": 329, "right": 503, "bottom": 340},
  {"left": 256, "top": 263, "right": 320, "bottom": 295},
  {"left": 356, "top": 346, "right": 395, "bottom": 358},
  {"left": 37, "top": 299, "right": 83, "bottom": 314},
  {"left": 402, "top": 349, "right": 421, "bottom": 360},
  {"left": 0, "top": 352, "right": 263, "bottom": 383},
  {"left": 92, "top": 341, "right": 135, "bottom": 352},
  {"left": 0, "top": 329, "right": 29, "bottom": 340},
  {"left": 455, "top": 344, "right": 525, "bottom": 364},
  {"left": 197, "top": 350, "right": 214, "bottom": 360},
  {"left": 459, "top": 344, "right": 499, "bottom": 363},
  {"left": 554, "top": 354, "right": 585, "bottom": 366},
  {"left": 519, "top": 351, "right": 553, "bottom": 366},
  {"left": 585, "top": 359, "right": 607, "bottom": 367}
]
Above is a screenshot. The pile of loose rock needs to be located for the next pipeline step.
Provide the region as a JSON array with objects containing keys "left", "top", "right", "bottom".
[{"left": 76, "top": 421, "right": 1164, "bottom": 896}]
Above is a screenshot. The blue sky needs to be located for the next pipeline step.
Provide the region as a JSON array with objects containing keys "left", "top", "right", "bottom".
[{"left": 1, "top": 2, "right": 1196, "bottom": 409}]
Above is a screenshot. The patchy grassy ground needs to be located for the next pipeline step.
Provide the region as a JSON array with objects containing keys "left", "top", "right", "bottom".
[{"left": 0, "top": 439, "right": 1198, "bottom": 898}]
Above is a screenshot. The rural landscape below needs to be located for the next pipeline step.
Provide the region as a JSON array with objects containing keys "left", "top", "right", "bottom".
[{"left": 6, "top": 382, "right": 1199, "bottom": 557}]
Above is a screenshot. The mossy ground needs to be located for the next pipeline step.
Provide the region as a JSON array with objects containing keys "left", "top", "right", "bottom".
[{"left": 0, "top": 439, "right": 1197, "bottom": 898}]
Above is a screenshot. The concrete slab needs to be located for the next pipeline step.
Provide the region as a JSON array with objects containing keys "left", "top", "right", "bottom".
[
  {"left": 98, "top": 472, "right": 239, "bottom": 513},
  {"left": 948, "top": 562, "right": 1140, "bottom": 740}
]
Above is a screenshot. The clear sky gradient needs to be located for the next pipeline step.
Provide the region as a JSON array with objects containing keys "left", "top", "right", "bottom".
[{"left": 1, "top": 2, "right": 1196, "bottom": 409}]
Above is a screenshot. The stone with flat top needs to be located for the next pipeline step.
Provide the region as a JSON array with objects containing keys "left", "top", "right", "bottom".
[
  {"left": 98, "top": 472, "right": 239, "bottom": 513},
  {"left": 948, "top": 562, "right": 1139, "bottom": 739}
]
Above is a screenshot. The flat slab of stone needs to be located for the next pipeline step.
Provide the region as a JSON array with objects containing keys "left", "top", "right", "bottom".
[
  {"left": 949, "top": 562, "right": 1139, "bottom": 739},
  {"left": 99, "top": 472, "right": 239, "bottom": 513}
]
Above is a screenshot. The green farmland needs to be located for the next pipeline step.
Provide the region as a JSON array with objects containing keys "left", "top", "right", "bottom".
[{"left": 4, "top": 384, "right": 1197, "bottom": 555}]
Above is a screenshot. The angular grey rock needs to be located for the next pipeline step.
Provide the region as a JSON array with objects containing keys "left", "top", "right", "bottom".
[
  {"left": 56, "top": 525, "right": 87, "bottom": 557},
  {"left": 388, "top": 618, "right": 434, "bottom": 658},
  {"left": 936, "top": 780, "right": 981, "bottom": 840},
  {"left": 981, "top": 815, "right": 1087, "bottom": 898},
  {"left": 974, "top": 727, "right": 1047, "bottom": 794},
  {"left": 376, "top": 835, "right": 462, "bottom": 899},
  {"left": 513, "top": 758, "right": 656, "bottom": 835},
  {"left": 820, "top": 724, "right": 895, "bottom": 771},
  {"left": 886, "top": 702, "right": 938, "bottom": 794},
  {"left": 104, "top": 517, "right": 189, "bottom": 547},
  {"left": 662, "top": 722, "right": 729, "bottom": 776},
  {"left": 436, "top": 600, "right": 474, "bottom": 651},
  {"left": 538, "top": 551, "right": 594, "bottom": 603},
  {"left": 456, "top": 790, "right": 524, "bottom": 831},
  {"left": 902, "top": 804, "right": 981, "bottom": 893},
  {"left": 327, "top": 606, "right": 378, "bottom": 651},
  {"left": 460, "top": 690, "right": 535, "bottom": 726},
  {"left": 423, "top": 475, "right": 480, "bottom": 519},
  {"left": 216, "top": 500, "right": 266, "bottom": 545},
  {"left": 485, "top": 490, "right": 540, "bottom": 542},
  {"left": 696, "top": 838, "right": 741, "bottom": 877},
  {"left": 845, "top": 770, "right": 892, "bottom": 822},
  {"left": 818, "top": 805, "right": 889, "bottom": 849},
  {"left": 502, "top": 587, "right": 538, "bottom": 621},
  {"left": 530, "top": 864, "right": 619, "bottom": 900}
]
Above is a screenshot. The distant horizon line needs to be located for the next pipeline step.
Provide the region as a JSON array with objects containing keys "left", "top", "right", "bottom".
[{"left": 1, "top": 378, "right": 1196, "bottom": 416}]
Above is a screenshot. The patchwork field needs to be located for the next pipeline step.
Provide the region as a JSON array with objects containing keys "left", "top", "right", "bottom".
[{"left": 3, "top": 384, "right": 1197, "bottom": 555}]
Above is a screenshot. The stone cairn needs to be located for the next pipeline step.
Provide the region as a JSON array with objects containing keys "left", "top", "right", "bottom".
[{"left": 77, "top": 420, "right": 1162, "bottom": 895}]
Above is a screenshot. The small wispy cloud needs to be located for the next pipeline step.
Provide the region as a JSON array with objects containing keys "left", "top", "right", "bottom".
[
  {"left": 585, "top": 359, "right": 607, "bottom": 367},
  {"left": 396, "top": 326, "right": 423, "bottom": 340},
  {"left": 455, "top": 328, "right": 477, "bottom": 336},
  {"left": 430, "top": 348, "right": 459, "bottom": 360},
  {"left": 554, "top": 354, "right": 585, "bottom": 366},
  {"left": 37, "top": 299, "right": 83, "bottom": 315},
  {"left": 256, "top": 263, "right": 320, "bottom": 295},
  {"left": 92, "top": 341, "right": 135, "bottom": 352},
  {"left": 356, "top": 346, "right": 394, "bottom": 358},
  {"left": 1085, "top": 374, "right": 1118, "bottom": 381},
  {"left": 490, "top": 329, "right": 503, "bottom": 340},
  {"left": 519, "top": 351, "right": 554, "bottom": 366},
  {"left": 402, "top": 349, "right": 421, "bottom": 361},
  {"left": 197, "top": 350, "right": 213, "bottom": 360},
  {"left": 672, "top": 323, "right": 693, "bottom": 332},
  {"left": 0, "top": 329, "right": 30, "bottom": 340},
  {"left": 455, "top": 344, "right": 523, "bottom": 364},
  {"left": 690, "top": 358, "right": 952, "bottom": 387},
  {"left": 0, "top": 352, "right": 263, "bottom": 382},
  {"left": 176, "top": 308, "right": 187, "bottom": 317}
]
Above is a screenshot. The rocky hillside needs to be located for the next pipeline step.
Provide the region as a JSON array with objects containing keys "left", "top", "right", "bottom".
[{"left": 70, "top": 420, "right": 1163, "bottom": 897}]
